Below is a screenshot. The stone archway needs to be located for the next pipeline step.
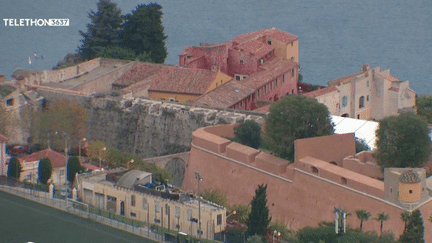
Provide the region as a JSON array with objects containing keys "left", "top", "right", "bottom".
[{"left": 164, "top": 158, "right": 186, "bottom": 188}]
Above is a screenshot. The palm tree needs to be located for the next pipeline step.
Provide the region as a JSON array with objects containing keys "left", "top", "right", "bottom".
[
  {"left": 374, "top": 212, "right": 389, "bottom": 234},
  {"left": 355, "top": 209, "right": 372, "bottom": 231},
  {"left": 400, "top": 211, "right": 410, "bottom": 232}
]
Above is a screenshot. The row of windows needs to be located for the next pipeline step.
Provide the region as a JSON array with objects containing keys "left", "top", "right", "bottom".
[{"left": 341, "top": 95, "right": 370, "bottom": 108}]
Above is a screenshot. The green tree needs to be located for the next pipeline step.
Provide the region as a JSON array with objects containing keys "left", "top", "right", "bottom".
[
  {"left": 121, "top": 3, "right": 167, "bottom": 63},
  {"left": 85, "top": 140, "right": 107, "bottom": 162},
  {"left": 229, "top": 204, "right": 251, "bottom": 224},
  {"left": 399, "top": 209, "right": 424, "bottom": 243},
  {"left": 38, "top": 158, "right": 53, "bottom": 184},
  {"left": 77, "top": 0, "right": 123, "bottom": 59},
  {"left": 375, "top": 112, "right": 430, "bottom": 168},
  {"left": 246, "top": 235, "right": 265, "bottom": 243},
  {"left": 356, "top": 138, "right": 370, "bottom": 153},
  {"left": 95, "top": 46, "right": 136, "bottom": 60},
  {"left": 246, "top": 184, "right": 271, "bottom": 236},
  {"left": 374, "top": 212, "right": 389, "bottom": 235},
  {"left": 355, "top": 209, "right": 372, "bottom": 232},
  {"left": 202, "top": 189, "right": 228, "bottom": 208},
  {"left": 264, "top": 95, "right": 334, "bottom": 161},
  {"left": 416, "top": 95, "right": 432, "bottom": 124},
  {"left": 32, "top": 100, "right": 88, "bottom": 152},
  {"left": 7, "top": 157, "right": 22, "bottom": 179},
  {"left": 401, "top": 211, "right": 410, "bottom": 232},
  {"left": 66, "top": 156, "right": 84, "bottom": 183},
  {"left": 234, "top": 120, "right": 261, "bottom": 149}
]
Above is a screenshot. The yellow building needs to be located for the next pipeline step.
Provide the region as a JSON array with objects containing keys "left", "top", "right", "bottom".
[{"left": 77, "top": 169, "right": 226, "bottom": 240}]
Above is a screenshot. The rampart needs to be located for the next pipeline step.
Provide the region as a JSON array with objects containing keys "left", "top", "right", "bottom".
[
  {"left": 182, "top": 124, "right": 432, "bottom": 241},
  {"left": 25, "top": 58, "right": 102, "bottom": 85},
  {"left": 342, "top": 151, "right": 383, "bottom": 178}
]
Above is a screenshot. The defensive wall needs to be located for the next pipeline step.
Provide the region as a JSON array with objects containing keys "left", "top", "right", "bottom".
[
  {"left": 182, "top": 124, "right": 432, "bottom": 242},
  {"left": 24, "top": 58, "right": 102, "bottom": 85}
]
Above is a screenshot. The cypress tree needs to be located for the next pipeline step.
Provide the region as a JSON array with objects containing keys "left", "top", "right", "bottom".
[
  {"left": 399, "top": 209, "right": 424, "bottom": 243},
  {"left": 121, "top": 3, "right": 168, "bottom": 63},
  {"left": 38, "top": 158, "right": 53, "bottom": 184},
  {"left": 67, "top": 156, "right": 84, "bottom": 183},
  {"left": 7, "top": 157, "right": 22, "bottom": 179},
  {"left": 77, "top": 0, "right": 123, "bottom": 60},
  {"left": 246, "top": 184, "right": 272, "bottom": 236}
]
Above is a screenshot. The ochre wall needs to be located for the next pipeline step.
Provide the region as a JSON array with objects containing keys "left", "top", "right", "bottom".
[
  {"left": 149, "top": 91, "right": 199, "bottom": 103},
  {"left": 294, "top": 133, "right": 356, "bottom": 165},
  {"left": 183, "top": 124, "right": 432, "bottom": 241}
]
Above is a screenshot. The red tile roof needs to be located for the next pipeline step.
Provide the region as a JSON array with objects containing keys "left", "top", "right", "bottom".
[
  {"left": 192, "top": 80, "right": 255, "bottom": 107},
  {"left": 114, "top": 63, "right": 164, "bottom": 87},
  {"left": 0, "top": 134, "right": 8, "bottom": 142},
  {"left": 231, "top": 27, "right": 298, "bottom": 45},
  {"left": 238, "top": 39, "right": 274, "bottom": 58},
  {"left": 191, "top": 57, "right": 297, "bottom": 108},
  {"left": 303, "top": 86, "right": 338, "bottom": 98},
  {"left": 18, "top": 148, "right": 66, "bottom": 168},
  {"left": 81, "top": 162, "right": 102, "bottom": 171},
  {"left": 243, "top": 58, "right": 297, "bottom": 90}
]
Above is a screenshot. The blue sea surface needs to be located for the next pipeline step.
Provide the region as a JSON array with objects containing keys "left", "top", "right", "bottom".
[{"left": 1, "top": 0, "right": 431, "bottom": 94}]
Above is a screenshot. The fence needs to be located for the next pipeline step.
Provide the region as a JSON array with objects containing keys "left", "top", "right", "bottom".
[{"left": 0, "top": 184, "right": 165, "bottom": 242}]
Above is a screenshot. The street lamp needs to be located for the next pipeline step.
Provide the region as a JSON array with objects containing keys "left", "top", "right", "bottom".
[
  {"left": 127, "top": 159, "right": 134, "bottom": 169},
  {"left": 78, "top": 138, "right": 86, "bottom": 163},
  {"left": 195, "top": 172, "right": 203, "bottom": 239},
  {"left": 272, "top": 230, "right": 281, "bottom": 243},
  {"left": 99, "top": 147, "right": 106, "bottom": 167},
  {"left": 224, "top": 211, "right": 237, "bottom": 242}
]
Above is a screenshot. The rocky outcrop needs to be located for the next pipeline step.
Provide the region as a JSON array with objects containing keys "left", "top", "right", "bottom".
[{"left": 85, "top": 97, "right": 266, "bottom": 158}]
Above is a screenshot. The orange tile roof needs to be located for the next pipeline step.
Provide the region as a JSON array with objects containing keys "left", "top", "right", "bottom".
[
  {"left": 148, "top": 67, "right": 222, "bottom": 95},
  {"left": 303, "top": 86, "right": 338, "bottom": 98},
  {"left": 18, "top": 148, "right": 66, "bottom": 168},
  {"left": 0, "top": 134, "right": 8, "bottom": 142},
  {"left": 327, "top": 71, "right": 366, "bottom": 86},
  {"left": 114, "top": 63, "right": 164, "bottom": 87}
]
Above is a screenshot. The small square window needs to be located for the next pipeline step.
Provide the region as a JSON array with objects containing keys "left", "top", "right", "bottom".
[
  {"left": 268, "top": 40, "right": 272, "bottom": 45},
  {"left": 236, "top": 75, "right": 240, "bottom": 80},
  {"left": 240, "top": 60, "right": 243, "bottom": 64}
]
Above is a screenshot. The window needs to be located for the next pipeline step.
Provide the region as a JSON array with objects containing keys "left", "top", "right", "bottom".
[
  {"left": 291, "top": 57, "right": 295, "bottom": 61},
  {"left": 59, "top": 170, "right": 65, "bottom": 176},
  {"left": 282, "top": 74, "right": 285, "bottom": 83},
  {"left": 236, "top": 75, "right": 240, "bottom": 80},
  {"left": 341, "top": 177, "right": 347, "bottom": 185},
  {"left": 6, "top": 98, "right": 14, "bottom": 106},
  {"left": 130, "top": 212, "right": 136, "bottom": 217},
  {"left": 257, "top": 89, "right": 260, "bottom": 97},
  {"left": 367, "top": 80, "right": 369, "bottom": 87},
  {"left": 291, "top": 42, "right": 293, "bottom": 47},
  {"left": 155, "top": 201, "right": 160, "bottom": 213},
  {"left": 359, "top": 96, "right": 365, "bottom": 108},
  {"left": 342, "top": 96, "right": 348, "bottom": 107},
  {"left": 291, "top": 69, "right": 295, "bottom": 77},
  {"left": 275, "top": 79, "right": 278, "bottom": 87},
  {"left": 311, "top": 166, "right": 319, "bottom": 175},
  {"left": 187, "top": 209, "right": 192, "bottom": 221},
  {"left": 357, "top": 114, "right": 361, "bottom": 119},
  {"left": 217, "top": 214, "right": 222, "bottom": 225},
  {"left": 175, "top": 206, "right": 180, "bottom": 218},
  {"left": 263, "top": 86, "right": 266, "bottom": 94},
  {"left": 270, "top": 82, "right": 273, "bottom": 90},
  {"left": 390, "top": 187, "right": 393, "bottom": 193},
  {"left": 367, "top": 95, "right": 369, "bottom": 101},
  {"left": 131, "top": 195, "right": 136, "bottom": 207},
  {"left": 240, "top": 60, "right": 243, "bottom": 64},
  {"left": 267, "top": 40, "right": 272, "bottom": 45},
  {"left": 142, "top": 197, "right": 148, "bottom": 209},
  {"left": 409, "top": 190, "right": 413, "bottom": 194},
  {"left": 165, "top": 204, "right": 170, "bottom": 215}
]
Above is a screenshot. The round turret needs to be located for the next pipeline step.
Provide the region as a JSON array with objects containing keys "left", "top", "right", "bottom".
[{"left": 398, "top": 170, "right": 421, "bottom": 203}]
